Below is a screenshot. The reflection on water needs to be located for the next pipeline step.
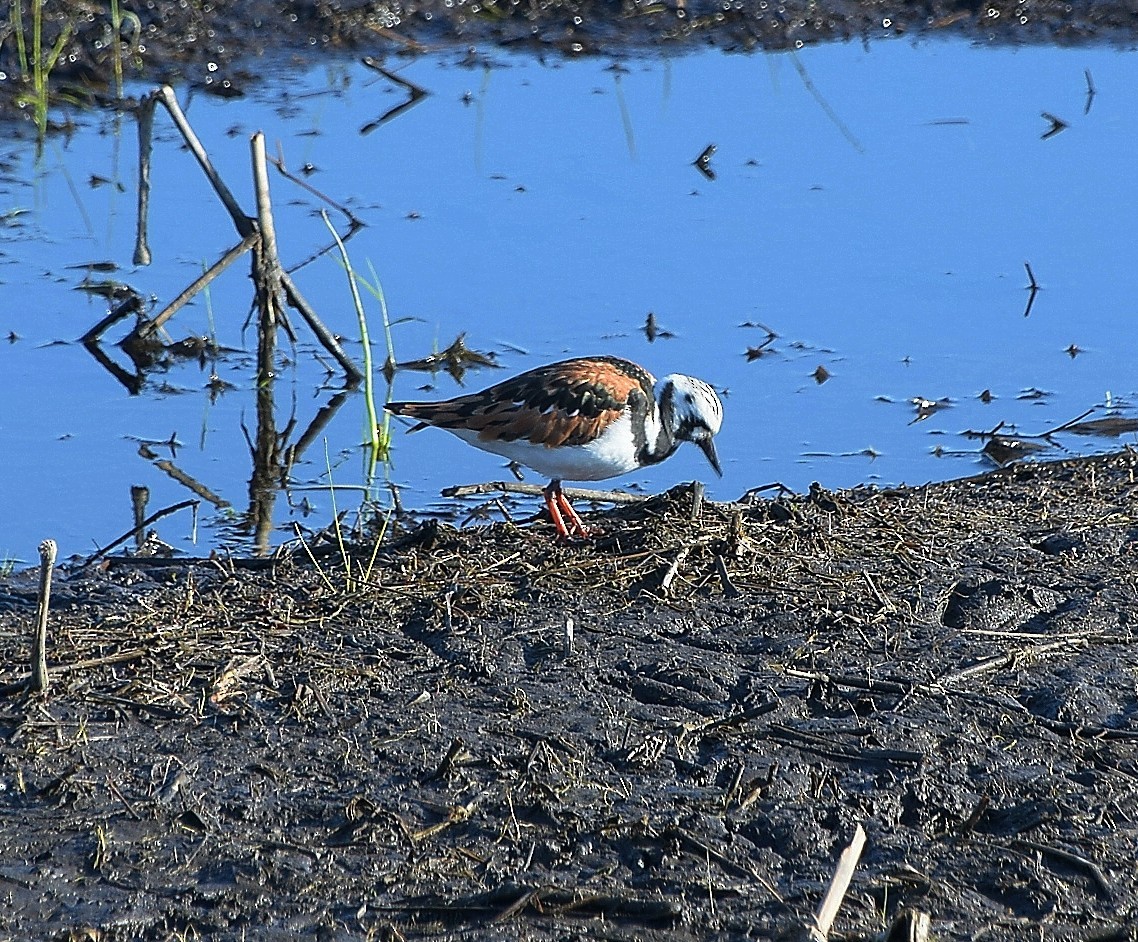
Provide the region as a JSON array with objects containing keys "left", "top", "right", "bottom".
[{"left": 1, "top": 40, "right": 1137, "bottom": 561}]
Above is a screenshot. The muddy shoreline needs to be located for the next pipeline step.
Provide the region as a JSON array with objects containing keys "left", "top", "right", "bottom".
[
  {"left": 2, "top": 450, "right": 1137, "bottom": 939},
  {"left": 4, "top": 0, "right": 1138, "bottom": 122}
]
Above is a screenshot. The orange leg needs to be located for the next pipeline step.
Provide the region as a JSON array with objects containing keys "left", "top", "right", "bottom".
[{"left": 543, "top": 480, "right": 591, "bottom": 539}]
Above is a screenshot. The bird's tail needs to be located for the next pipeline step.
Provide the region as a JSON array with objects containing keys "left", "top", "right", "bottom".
[{"left": 384, "top": 401, "right": 431, "bottom": 432}]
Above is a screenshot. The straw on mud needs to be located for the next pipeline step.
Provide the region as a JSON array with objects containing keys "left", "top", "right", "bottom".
[
  {"left": 884, "top": 909, "right": 931, "bottom": 942},
  {"left": 30, "top": 539, "right": 56, "bottom": 694},
  {"left": 803, "top": 823, "right": 866, "bottom": 942}
]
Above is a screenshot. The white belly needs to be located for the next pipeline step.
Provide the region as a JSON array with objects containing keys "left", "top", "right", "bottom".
[{"left": 447, "top": 412, "right": 641, "bottom": 482}]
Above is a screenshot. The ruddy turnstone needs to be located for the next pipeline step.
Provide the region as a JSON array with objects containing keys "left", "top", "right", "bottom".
[{"left": 385, "top": 355, "right": 724, "bottom": 538}]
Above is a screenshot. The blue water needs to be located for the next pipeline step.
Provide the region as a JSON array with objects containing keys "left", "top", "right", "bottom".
[{"left": 2, "top": 40, "right": 1136, "bottom": 561}]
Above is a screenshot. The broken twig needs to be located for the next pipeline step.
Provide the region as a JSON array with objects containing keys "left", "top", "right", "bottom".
[{"left": 30, "top": 539, "right": 57, "bottom": 694}]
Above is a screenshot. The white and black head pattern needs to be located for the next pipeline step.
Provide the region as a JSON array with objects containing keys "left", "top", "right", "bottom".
[{"left": 654, "top": 373, "right": 724, "bottom": 475}]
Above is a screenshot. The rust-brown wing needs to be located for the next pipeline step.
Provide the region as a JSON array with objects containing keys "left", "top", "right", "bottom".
[{"left": 386, "top": 357, "right": 655, "bottom": 448}]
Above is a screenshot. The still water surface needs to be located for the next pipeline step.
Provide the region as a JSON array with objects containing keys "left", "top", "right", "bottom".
[{"left": 2, "top": 39, "right": 1136, "bottom": 561}]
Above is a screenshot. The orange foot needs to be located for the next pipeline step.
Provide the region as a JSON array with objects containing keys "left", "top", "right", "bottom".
[{"left": 543, "top": 480, "right": 592, "bottom": 539}]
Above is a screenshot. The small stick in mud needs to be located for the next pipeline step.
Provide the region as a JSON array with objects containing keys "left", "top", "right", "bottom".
[
  {"left": 689, "top": 480, "right": 704, "bottom": 521},
  {"left": 1011, "top": 838, "right": 1113, "bottom": 898},
  {"left": 714, "top": 554, "right": 741, "bottom": 598},
  {"left": 802, "top": 823, "right": 866, "bottom": 941},
  {"left": 884, "top": 908, "right": 931, "bottom": 942},
  {"left": 422, "top": 737, "right": 466, "bottom": 784},
  {"left": 659, "top": 545, "right": 691, "bottom": 597},
  {"left": 30, "top": 539, "right": 57, "bottom": 694}
]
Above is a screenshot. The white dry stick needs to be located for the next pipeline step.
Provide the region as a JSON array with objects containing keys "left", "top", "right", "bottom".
[
  {"left": 31, "top": 539, "right": 57, "bottom": 694},
  {"left": 156, "top": 85, "right": 254, "bottom": 237},
  {"left": 564, "top": 617, "right": 574, "bottom": 657},
  {"left": 808, "top": 823, "right": 867, "bottom": 941}
]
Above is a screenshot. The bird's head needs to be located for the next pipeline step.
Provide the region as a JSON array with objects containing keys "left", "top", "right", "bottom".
[{"left": 656, "top": 373, "right": 724, "bottom": 476}]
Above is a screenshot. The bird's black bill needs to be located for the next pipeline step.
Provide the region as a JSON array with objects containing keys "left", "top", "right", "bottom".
[{"left": 698, "top": 437, "right": 722, "bottom": 477}]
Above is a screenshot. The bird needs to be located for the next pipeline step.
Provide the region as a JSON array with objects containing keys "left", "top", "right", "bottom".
[{"left": 385, "top": 355, "right": 724, "bottom": 538}]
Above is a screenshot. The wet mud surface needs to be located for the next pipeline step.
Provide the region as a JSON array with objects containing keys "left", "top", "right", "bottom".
[
  {"left": 2, "top": 450, "right": 1137, "bottom": 940},
  {"left": 5, "top": 0, "right": 1138, "bottom": 121}
]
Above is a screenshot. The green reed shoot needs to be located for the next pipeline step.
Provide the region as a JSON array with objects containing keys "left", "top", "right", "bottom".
[
  {"left": 10, "top": 0, "right": 73, "bottom": 138},
  {"left": 321, "top": 210, "right": 383, "bottom": 471}
]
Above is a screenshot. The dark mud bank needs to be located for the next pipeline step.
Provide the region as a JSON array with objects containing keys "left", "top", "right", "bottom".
[
  {"left": 5, "top": 0, "right": 1138, "bottom": 121},
  {"left": 2, "top": 449, "right": 1137, "bottom": 940}
]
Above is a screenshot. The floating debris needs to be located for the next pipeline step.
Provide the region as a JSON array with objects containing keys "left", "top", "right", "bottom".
[
  {"left": 642, "top": 311, "right": 674, "bottom": 343},
  {"left": 982, "top": 435, "right": 1050, "bottom": 465},
  {"left": 910, "top": 397, "right": 951, "bottom": 422},
  {"left": 1061, "top": 416, "right": 1138, "bottom": 438},
  {"left": 693, "top": 143, "right": 717, "bottom": 180},
  {"left": 396, "top": 334, "right": 498, "bottom": 384},
  {"left": 1040, "top": 111, "right": 1069, "bottom": 139}
]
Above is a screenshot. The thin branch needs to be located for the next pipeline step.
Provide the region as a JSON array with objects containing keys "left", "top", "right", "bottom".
[
  {"left": 30, "top": 539, "right": 57, "bottom": 694},
  {"left": 154, "top": 85, "right": 254, "bottom": 238},
  {"left": 83, "top": 499, "right": 200, "bottom": 567}
]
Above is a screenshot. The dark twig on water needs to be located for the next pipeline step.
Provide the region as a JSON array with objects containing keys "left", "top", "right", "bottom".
[
  {"left": 79, "top": 291, "right": 146, "bottom": 344},
  {"left": 692, "top": 143, "right": 716, "bottom": 180},
  {"left": 360, "top": 58, "right": 430, "bottom": 133},
  {"left": 1040, "top": 111, "right": 1069, "bottom": 140},
  {"left": 133, "top": 93, "right": 156, "bottom": 266},
  {"left": 279, "top": 271, "right": 364, "bottom": 384},
  {"left": 1023, "top": 261, "right": 1040, "bottom": 318},
  {"left": 1041, "top": 406, "right": 1098, "bottom": 438},
  {"left": 154, "top": 86, "right": 254, "bottom": 237},
  {"left": 269, "top": 146, "right": 364, "bottom": 232},
  {"left": 83, "top": 499, "right": 200, "bottom": 567},
  {"left": 139, "top": 235, "right": 257, "bottom": 341}
]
